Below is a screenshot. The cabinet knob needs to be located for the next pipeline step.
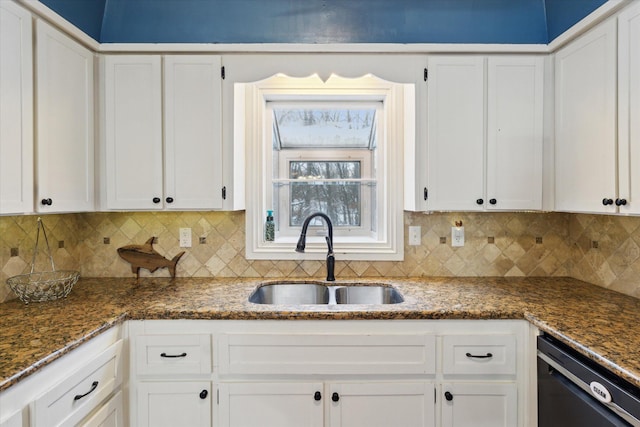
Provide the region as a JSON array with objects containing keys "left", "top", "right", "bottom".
[
  {"left": 332, "top": 392, "right": 340, "bottom": 402},
  {"left": 489, "top": 199, "right": 497, "bottom": 205},
  {"left": 602, "top": 198, "right": 614, "bottom": 206},
  {"left": 199, "top": 390, "right": 208, "bottom": 399},
  {"left": 166, "top": 197, "right": 174, "bottom": 204},
  {"left": 314, "top": 391, "right": 322, "bottom": 401},
  {"left": 445, "top": 391, "right": 453, "bottom": 401},
  {"left": 476, "top": 199, "right": 484, "bottom": 205},
  {"left": 41, "top": 198, "right": 53, "bottom": 206},
  {"left": 615, "top": 198, "right": 628, "bottom": 206},
  {"left": 152, "top": 197, "right": 161, "bottom": 204}
]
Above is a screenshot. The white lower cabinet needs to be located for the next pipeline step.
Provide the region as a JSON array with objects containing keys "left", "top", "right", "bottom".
[
  {"left": 137, "top": 382, "right": 212, "bottom": 427},
  {"left": 218, "top": 382, "right": 434, "bottom": 427},
  {"left": 218, "top": 382, "right": 323, "bottom": 427},
  {"left": 328, "top": 382, "right": 435, "bottom": 427},
  {"left": 441, "top": 383, "right": 517, "bottom": 427},
  {"left": 128, "top": 327, "right": 214, "bottom": 427},
  {"left": 127, "top": 319, "right": 530, "bottom": 427},
  {"left": 219, "top": 381, "right": 515, "bottom": 427},
  {"left": 79, "top": 391, "right": 124, "bottom": 427},
  {"left": 440, "top": 333, "right": 519, "bottom": 427},
  {"left": 0, "top": 327, "right": 123, "bottom": 427},
  {"left": 0, "top": 410, "right": 22, "bottom": 427},
  {"left": 30, "top": 339, "right": 123, "bottom": 426}
]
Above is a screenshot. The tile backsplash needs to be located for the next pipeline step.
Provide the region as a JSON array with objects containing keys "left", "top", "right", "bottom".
[{"left": 1, "top": 211, "right": 639, "bottom": 302}]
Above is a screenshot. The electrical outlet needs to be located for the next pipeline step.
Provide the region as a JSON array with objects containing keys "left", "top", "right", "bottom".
[
  {"left": 451, "top": 226, "right": 465, "bottom": 247},
  {"left": 409, "top": 226, "right": 421, "bottom": 245},
  {"left": 179, "top": 228, "right": 192, "bottom": 248}
]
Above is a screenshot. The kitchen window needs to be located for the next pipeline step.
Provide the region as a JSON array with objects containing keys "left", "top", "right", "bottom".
[
  {"left": 270, "top": 103, "right": 379, "bottom": 239},
  {"left": 237, "top": 73, "right": 413, "bottom": 261}
]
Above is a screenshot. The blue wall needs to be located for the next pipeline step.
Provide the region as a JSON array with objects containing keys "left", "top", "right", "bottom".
[
  {"left": 545, "top": 0, "right": 608, "bottom": 41},
  {"left": 40, "top": 0, "right": 105, "bottom": 41},
  {"left": 40, "top": 0, "right": 608, "bottom": 44}
]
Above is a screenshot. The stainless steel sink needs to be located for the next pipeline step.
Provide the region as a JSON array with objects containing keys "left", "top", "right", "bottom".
[
  {"left": 334, "top": 286, "right": 404, "bottom": 304},
  {"left": 248, "top": 283, "right": 403, "bottom": 305},
  {"left": 248, "top": 283, "right": 329, "bottom": 305}
]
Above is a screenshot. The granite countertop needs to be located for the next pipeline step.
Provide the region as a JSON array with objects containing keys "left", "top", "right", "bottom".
[{"left": 1, "top": 276, "right": 640, "bottom": 393}]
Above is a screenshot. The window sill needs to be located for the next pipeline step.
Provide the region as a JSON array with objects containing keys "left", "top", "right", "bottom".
[{"left": 247, "top": 236, "right": 404, "bottom": 261}]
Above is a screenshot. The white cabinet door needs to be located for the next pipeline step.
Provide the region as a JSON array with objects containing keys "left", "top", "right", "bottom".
[
  {"left": 218, "top": 382, "right": 323, "bottom": 427},
  {"left": 328, "top": 382, "right": 435, "bottom": 427},
  {"left": 35, "top": 20, "right": 94, "bottom": 213},
  {"left": 441, "top": 383, "right": 517, "bottom": 427},
  {"left": 0, "top": 1, "right": 33, "bottom": 214},
  {"left": 137, "top": 382, "right": 211, "bottom": 427},
  {"left": 79, "top": 391, "right": 124, "bottom": 427},
  {"left": 618, "top": 2, "right": 640, "bottom": 214},
  {"left": 164, "top": 55, "right": 223, "bottom": 210},
  {"left": 0, "top": 410, "right": 22, "bottom": 427},
  {"left": 486, "top": 56, "right": 543, "bottom": 211},
  {"left": 102, "top": 55, "right": 163, "bottom": 210},
  {"left": 555, "top": 18, "right": 617, "bottom": 213},
  {"left": 427, "top": 56, "right": 485, "bottom": 211}
]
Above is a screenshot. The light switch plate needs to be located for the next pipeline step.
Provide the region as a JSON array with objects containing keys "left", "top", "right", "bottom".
[
  {"left": 409, "top": 226, "right": 421, "bottom": 245},
  {"left": 451, "top": 226, "right": 464, "bottom": 247},
  {"left": 179, "top": 228, "right": 192, "bottom": 247}
]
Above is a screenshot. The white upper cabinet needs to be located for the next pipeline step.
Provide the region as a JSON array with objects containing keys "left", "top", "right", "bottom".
[
  {"left": 164, "top": 55, "right": 223, "bottom": 210},
  {"left": 486, "top": 56, "right": 543, "bottom": 210},
  {"left": 35, "top": 20, "right": 95, "bottom": 213},
  {"left": 101, "top": 55, "right": 223, "bottom": 210},
  {"left": 427, "top": 56, "right": 485, "bottom": 211},
  {"left": 618, "top": 1, "right": 640, "bottom": 214},
  {"left": 0, "top": 1, "right": 33, "bottom": 214},
  {"left": 102, "top": 55, "right": 163, "bottom": 210},
  {"left": 554, "top": 18, "right": 617, "bottom": 213},
  {"left": 426, "top": 55, "right": 543, "bottom": 211}
]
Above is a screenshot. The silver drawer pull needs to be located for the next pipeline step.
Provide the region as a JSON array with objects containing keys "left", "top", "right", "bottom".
[
  {"left": 160, "top": 352, "right": 187, "bottom": 358},
  {"left": 466, "top": 352, "right": 493, "bottom": 359},
  {"left": 74, "top": 381, "right": 98, "bottom": 401}
]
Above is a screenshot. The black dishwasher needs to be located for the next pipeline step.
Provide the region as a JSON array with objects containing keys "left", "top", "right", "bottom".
[{"left": 537, "top": 334, "right": 640, "bottom": 426}]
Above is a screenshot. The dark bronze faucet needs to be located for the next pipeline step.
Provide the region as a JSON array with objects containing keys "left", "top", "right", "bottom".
[{"left": 295, "top": 212, "right": 335, "bottom": 281}]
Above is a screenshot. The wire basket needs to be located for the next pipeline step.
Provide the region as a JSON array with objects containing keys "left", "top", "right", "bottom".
[{"left": 6, "top": 218, "right": 80, "bottom": 304}]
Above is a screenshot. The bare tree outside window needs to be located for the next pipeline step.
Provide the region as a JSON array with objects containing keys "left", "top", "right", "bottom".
[{"left": 289, "top": 161, "right": 361, "bottom": 226}]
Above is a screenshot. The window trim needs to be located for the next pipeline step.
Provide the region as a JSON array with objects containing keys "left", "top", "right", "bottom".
[{"left": 238, "top": 73, "right": 413, "bottom": 261}]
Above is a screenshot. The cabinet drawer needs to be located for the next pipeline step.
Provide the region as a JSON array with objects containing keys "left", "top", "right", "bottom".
[
  {"left": 136, "top": 334, "right": 211, "bottom": 375},
  {"left": 218, "top": 333, "right": 436, "bottom": 376},
  {"left": 31, "top": 339, "right": 123, "bottom": 427},
  {"left": 442, "top": 335, "right": 516, "bottom": 376}
]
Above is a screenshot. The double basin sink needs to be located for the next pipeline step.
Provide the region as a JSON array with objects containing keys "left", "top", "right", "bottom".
[{"left": 249, "top": 282, "right": 404, "bottom": 305}]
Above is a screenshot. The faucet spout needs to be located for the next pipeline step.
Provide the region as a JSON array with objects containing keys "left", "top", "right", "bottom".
[{"left": 295, "top": 212, "right": 335, "bottom": 281}]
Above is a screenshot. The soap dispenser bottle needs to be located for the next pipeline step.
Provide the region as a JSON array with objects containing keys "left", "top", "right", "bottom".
[{"left": 265, "top": 210, "right": 275, "bottom": 241}]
